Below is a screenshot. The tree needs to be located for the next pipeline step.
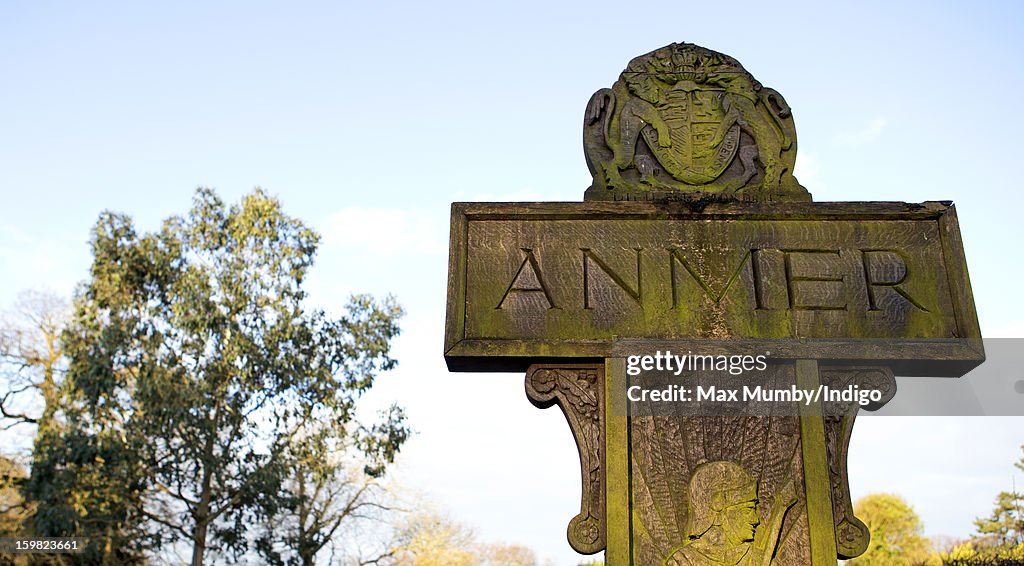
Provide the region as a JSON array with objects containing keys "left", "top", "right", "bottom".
[
  {"left": 391, "top": 511, "right": 545, "bottom": 566},
  {"left": 974, "top": 490, "right": 1024, "bottom": 549},
  {"left": 955, "top": 444, "right": 1024, "bottom": 563},
  {"left": 477, "top": 542, "right": 539, "bottom": 566},
  {"left": 0, "top": 291, "right": 69, "bottom": 553},
  {"left": 253, "top": 414, "right": 409, "bottom": 566},
  {"left": 847, "top": 493, "right": 933, "bottom": 566},
  {"left": 0, "top": 289, "right": 68, "bottom": 435},
  {"left": 937, "top": 539, "right": 1024, "bottom": 565},
  {"left": 391, "top": 512, "right": 480, "bottom": 566},
  {"left": 27, "top": 188, "right": 406, "bottom": 565},
  {"left": 0, "top": 455, "right": 29, "bottom": 536}
]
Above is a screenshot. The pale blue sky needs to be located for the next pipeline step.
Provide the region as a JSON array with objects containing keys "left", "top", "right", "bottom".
[{"left": 2, "top": 1, "right": 1023, "bottom": 563}]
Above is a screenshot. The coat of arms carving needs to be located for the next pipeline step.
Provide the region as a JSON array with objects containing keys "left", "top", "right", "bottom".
[{"left": 583, "top": 43, "right": 810, "bottom": 202}]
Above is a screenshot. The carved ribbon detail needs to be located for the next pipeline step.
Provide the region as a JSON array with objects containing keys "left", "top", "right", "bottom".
[
  {"left": 525, "top": 364, "right": 605, "bottom": 555},
  {"left": 820, "top": 366, "right": 897, "bottom": 559}
]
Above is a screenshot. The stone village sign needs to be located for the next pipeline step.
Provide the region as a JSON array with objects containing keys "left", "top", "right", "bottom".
[{"left": 444, "top": 43, "right": 983, "bottom": 564}]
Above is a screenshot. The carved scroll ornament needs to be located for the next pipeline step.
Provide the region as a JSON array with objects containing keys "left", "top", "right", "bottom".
[
  {"left": 821, "top": 366, "right": 898, "bottom": 559},
  {"left": 525, "top": 364, "right": 605, "bottom": 554}
]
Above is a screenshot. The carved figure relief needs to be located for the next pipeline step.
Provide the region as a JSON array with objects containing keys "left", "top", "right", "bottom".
[
  {"left": 525, "top": 364, "right": 605, "bottom": 554},
  {"left": 584, "top": 43, "right": 810, "bottom": 203},
  {"left": 626, "top": 364, "right": 810, "bottom": 564},
  {"left": 664, "top": 461, "right": 797, "bottom": 566}
]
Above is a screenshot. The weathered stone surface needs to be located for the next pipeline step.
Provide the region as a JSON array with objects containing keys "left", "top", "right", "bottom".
[
  {"left": 525, "top": 364, "right": 606, "bottom": 554},
  {"left": 445, "top": 201, "right": 982, "bottom": 375},
  {"left": 628, "top": 382, "right": 808, "bottom": 564},
  {"left": 820, "top": 366, "right": 897, "bottom": 559},
  {"left": 583, "top": 43, "right": 809, "bottom": 202},
  {"left": 443, "top": 42, "right": 984, "bottom": 565}
]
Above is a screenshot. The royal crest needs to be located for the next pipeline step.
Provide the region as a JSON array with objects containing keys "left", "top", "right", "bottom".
[{"left": 583, "top": 43, "right": 810, "bottom": 202}]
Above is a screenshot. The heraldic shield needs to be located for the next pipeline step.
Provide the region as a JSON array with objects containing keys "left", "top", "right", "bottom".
[
  {"left": 583, "top": 43, "right": 810, "bottom": 203},
  {"left": 641, "top": 86, "right": 742, "bottom": 185}
]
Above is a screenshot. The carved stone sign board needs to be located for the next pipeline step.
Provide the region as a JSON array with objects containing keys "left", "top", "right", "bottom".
[
  {"left": 443, "top": 42, "right": 983, "bottom": 565},
  {"left": 446, "top": 201, "right": 981, "bottom": 375}
]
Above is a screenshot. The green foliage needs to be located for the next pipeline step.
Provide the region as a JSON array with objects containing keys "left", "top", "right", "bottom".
[
  {"left": 0, "top": 455, "right": 29, "bottom": 537},
  {"left": 25, "top": 188, "right": 406, "bottom": 564},
  {"left": 936, "top": 540, "right": 1024, "bottom": 565},
  {"left": 28, "top": 422, "right": 150, "bottom": 563},
  {"left": 939, "top": 445, "right": 1024, "bottom": 565},
  {"left": 974, "top": 490, "right": 1024, "bottom": 549},
  {"left": 848, "top": 493, "right": 934, "bottom": 566},
  {"left": 252, "top": 414, "right": 409, "bottom": 566}
]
